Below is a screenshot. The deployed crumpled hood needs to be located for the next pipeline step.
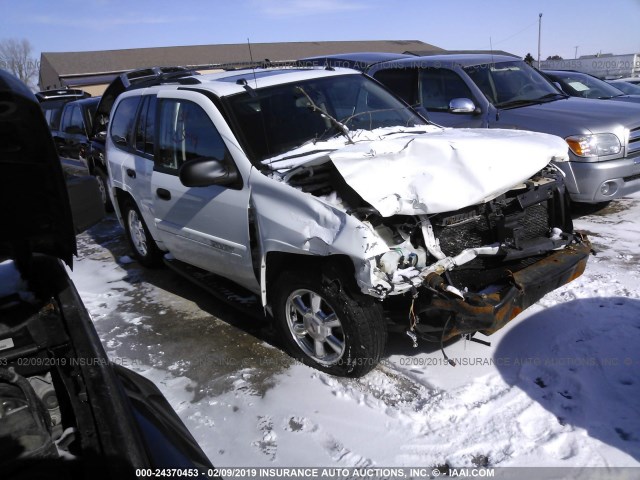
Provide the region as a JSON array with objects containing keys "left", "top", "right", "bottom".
[{"left": 328, "top": 128, "right": 569, "bottom": 216}]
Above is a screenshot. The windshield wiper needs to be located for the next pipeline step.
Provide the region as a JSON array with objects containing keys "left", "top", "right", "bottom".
[
  {"left": 537, "top": 92, "right": 567, "bottom": 101},
  {"left": 496, "top": 93, "right": 565, "bottom": 109},
  {"left": 495, "top": 98, "right": 541, "bottom": 109}
]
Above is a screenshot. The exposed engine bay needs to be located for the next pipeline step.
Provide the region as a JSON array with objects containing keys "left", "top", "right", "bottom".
[{"left": 0, "top": 263, "right": 81, "bottom": 466}]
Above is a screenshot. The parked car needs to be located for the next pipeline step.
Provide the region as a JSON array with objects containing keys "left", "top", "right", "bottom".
[
  {"left": 35, "top": 88, "right": 90, "bottom": 136},
  {"left": 53, "top": 96, "right": 118, "bottom": 214},
  {"left": 0, "top": 70, "right": 212, "bottom": 478},
  {"left": 612, "top": 77, "right": 640, "bottom": 86},
  {"left": 53, "top": 96, "right": 100, "bottom": 173},
  {"left": 542, "top": 70, "right": 640, "bottom": 104},
  {"left": 303, "top": 53, "right": 640, "bottom": 204},
  {"left": 34, "top": 89, "right": 117, "bottom": 214},
  {"left": 105, "top": 66, "right": 590, "bottom": 377},
  {"left": 608, "top": 79, "right": 640, "bottom": 95}
]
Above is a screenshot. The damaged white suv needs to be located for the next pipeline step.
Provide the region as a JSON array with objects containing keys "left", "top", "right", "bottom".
[{"left": 106, "top": 67, "right": 591, "bottom": 377}]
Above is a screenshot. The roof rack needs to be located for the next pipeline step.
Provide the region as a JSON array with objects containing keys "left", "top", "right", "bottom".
[
  {"left": 118, "top": 66, "right": 201, "bottom": 89},
  {"left": 35, "top": 88, "right": 91, "bottom": 101}
]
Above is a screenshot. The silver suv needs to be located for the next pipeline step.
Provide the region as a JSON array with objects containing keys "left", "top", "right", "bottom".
[
  {"left": 106, "top": 67, "right": 590, "bottom": 377},
  {"left": 303, "top": 53, "right": 640, "bottom": 204}
]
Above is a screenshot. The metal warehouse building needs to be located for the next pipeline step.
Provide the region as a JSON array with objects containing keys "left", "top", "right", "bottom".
[{"left": 39, "top": 40, "right": 442, "bottom": 94}]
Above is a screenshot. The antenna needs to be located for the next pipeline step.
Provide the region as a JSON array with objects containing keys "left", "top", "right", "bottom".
[
  {"left": 247, "top": 38, "right": 258, "bottom": 88},
  {"left": 489, "top": 36, "right": 494, "bottom": 65},
  {"left": 489, "top": 37, "right": 497, "bottom": 123}
]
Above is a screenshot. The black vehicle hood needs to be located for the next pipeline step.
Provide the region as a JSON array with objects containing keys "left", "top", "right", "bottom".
[
  {"left": 0, "top": 70, "right": 76, "bottom": 266},
  {"left": 496, "top": 96, "right": 640, "bottom": 136}
]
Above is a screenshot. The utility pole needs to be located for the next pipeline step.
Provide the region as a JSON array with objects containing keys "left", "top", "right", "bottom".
[
  {"left": 574, "top": 46, "right": 579, "bottom": 59},
  {"left": 537, "top": 13, "right": 543, "bottom": 67}
]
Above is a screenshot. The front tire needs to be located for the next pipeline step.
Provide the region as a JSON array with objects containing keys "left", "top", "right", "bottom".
[
  {"left": 273, "top": 269, "right": 386, "bottom": 377},
  {"left": 122, "top": 199, "right": 163, "bottom": 267}
]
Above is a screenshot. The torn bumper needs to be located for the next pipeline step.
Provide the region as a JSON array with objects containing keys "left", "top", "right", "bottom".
[{"left": 423, "top": 235, "right": 591, "bottom": 341}]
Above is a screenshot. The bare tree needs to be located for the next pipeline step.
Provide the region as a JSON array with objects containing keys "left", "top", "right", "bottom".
[{"left": 0, "top": 38, "right": 39, "bottom": 89}]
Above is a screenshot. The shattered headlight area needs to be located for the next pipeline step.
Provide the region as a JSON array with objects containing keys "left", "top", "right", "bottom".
[
  {"left": 367, "top": 167, "right": 570, "bottom": 294},
  {"left": 358, "top": 166, "right": 590, "bottom": 342}
]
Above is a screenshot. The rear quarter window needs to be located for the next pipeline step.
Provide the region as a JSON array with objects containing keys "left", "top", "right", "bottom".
[
  {"left": 110, "top": 96, "right": 141, "bottom": 148},
  {"left": 373, "top": 68, "right": 419, "bottom": 106}
]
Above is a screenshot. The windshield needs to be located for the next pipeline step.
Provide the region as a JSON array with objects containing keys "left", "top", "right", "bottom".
[
  {"left": 40, "top": 98, "right": 70, "bottom": 130},
  {"left": 226, "top": 74, "right": 427, "bottom": 162},
  {"left": 610, "top": 81, "right": 640, "bottom": 95},
  {"left": 464, "top": 61, "right": 561, "bottom": 108},
  {"left": 548, "top": 72, "right": 625, "bottom": 99}
]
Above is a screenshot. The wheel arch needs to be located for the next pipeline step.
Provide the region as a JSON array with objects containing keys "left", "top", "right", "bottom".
[
  {"left": 264, "top": 251, "right": 361, "bottom": 308},
  {"left": 112, "top": 187, "right": 159, "bottom": 246},
  {"left": 112, "top": 186, "right": 133, "bottom": 226},
  {"left": 268, "top": 253, "right": 386, "bottom": 377}
]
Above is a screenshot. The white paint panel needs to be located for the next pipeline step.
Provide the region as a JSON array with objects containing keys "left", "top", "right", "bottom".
[{"left": 328, "top": 128, "right": 569, "bottom": 216}]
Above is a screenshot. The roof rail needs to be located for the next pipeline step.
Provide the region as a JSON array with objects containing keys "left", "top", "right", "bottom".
[{"left": 118, "top": 66, "right": 200, "bottom": 89}]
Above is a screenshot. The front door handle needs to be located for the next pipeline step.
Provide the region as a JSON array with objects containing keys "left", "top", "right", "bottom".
[{"left": 156, "top": 188, "right": 171, "bottom": 201}]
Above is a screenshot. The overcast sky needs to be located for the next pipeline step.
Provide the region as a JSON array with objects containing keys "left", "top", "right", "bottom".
[{"left": 2, "top": 0, "right": 639, "bottom": 61}]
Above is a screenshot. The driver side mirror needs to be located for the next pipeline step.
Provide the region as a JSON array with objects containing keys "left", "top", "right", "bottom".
[
  {"left": 448, "top": 98, "right": 477, "bottom": 114},
  {"left": 179, "top": 157, "right": 239, "bottom": 188}
]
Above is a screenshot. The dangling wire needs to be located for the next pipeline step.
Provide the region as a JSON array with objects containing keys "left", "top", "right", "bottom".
[
  {"left": 409, "top": 297, "right": 418, "bottom": 331},
  {"left": 405, "top": 286, "right": 420, "bottom": 348},
  {"left": 440, "top": 315, "right": 456, "bottom": 367}
]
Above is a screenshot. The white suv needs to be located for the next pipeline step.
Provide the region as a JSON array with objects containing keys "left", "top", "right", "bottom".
[{"left": 106, "top": 67, "right": 590, "bottom": 377}]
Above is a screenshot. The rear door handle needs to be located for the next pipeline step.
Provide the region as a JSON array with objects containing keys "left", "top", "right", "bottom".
[
  {"left": 156, "top": 188, "right": 171, "bottom": 201},
  {"left": 126, "top": 168, "right": 136, "bottom": 178}
]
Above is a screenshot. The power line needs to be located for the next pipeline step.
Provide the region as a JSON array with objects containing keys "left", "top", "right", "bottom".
[{"left": 490, "top": 19, "right": 538, "bottom": 47}]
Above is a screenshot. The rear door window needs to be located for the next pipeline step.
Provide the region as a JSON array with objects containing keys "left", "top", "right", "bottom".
[
  {"left": 135, "top": 95, "right": 157, "bottom": 157},
  {"left": 418, "top": 68, "right": 474, "bottom": 111},
  {"left": 67, "top": 105, "right": 85, "bottom": 134},
  {"left": 110, "top": 96, "right": 141, "bottom": 149},
  {"left": 373, "top": 68, "right": 419, "bottom": 106}
]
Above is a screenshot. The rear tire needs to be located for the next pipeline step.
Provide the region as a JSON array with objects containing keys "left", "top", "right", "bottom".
[
  {"left": 122, "top": 199, "right": 163, "bottom": 267},
  {"left": 272, "top": 268, "right": 386, "bottom": 377}
]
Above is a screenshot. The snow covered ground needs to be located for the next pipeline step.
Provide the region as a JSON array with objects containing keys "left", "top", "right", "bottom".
[{"left": 68, "top": 193, "right": 640, "bottom": 473}]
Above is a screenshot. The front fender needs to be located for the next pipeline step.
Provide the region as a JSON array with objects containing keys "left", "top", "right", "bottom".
[{"left": 248, "top": 171, "right": 387, "bottom": 306}]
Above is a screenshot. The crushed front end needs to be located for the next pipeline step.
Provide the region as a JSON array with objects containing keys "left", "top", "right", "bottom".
[{"left": 359, "top": 166, "right": 591, "bottom": 342}]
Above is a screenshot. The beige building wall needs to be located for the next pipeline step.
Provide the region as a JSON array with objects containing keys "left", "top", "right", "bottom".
[{"left": 79, "top": 84, "right": 108, "bottom": 96}]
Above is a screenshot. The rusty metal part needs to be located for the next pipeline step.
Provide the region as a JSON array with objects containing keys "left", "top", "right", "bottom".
[{"left": 420, "top": 235, "right": 591, "bottom": 341}]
